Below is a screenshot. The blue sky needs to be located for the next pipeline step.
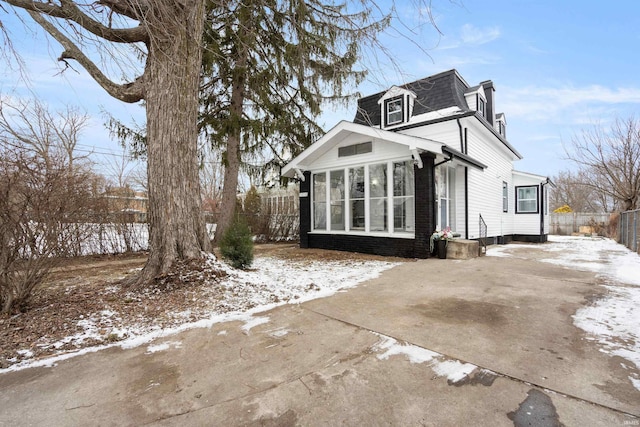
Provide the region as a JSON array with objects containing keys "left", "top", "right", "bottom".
[{"left": 2, "top": 0, "right": 640, "bottom": 180}]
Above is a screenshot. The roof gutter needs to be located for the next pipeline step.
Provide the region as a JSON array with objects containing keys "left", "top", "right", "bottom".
[{"left": 441, "top": 146, "right": 487, "bottom": 171}]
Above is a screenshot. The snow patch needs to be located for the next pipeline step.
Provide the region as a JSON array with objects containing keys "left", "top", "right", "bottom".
[
  {"left": 1, "top": 255, "right": 399, "bottom": 373},
  {"left": 241, "top": 316, "right": 270, "bottom": 332},
  {"left": 371, "top": 333, "right": 478, "bottom": 384},
  {"left": 490, "top": 235, "right": 640, "bottom": 391},
  {"left": 145, "top": 341, "right": 182, "bottom": 354}
]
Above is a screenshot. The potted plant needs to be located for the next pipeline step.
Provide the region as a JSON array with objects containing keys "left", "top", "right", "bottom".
[{"left": 430, "top": 227, "right": 452, "bottom": 259}]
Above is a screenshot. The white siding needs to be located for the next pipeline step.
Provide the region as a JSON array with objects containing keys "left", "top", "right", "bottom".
[
  {"left": 513, "top": 173, "right": 549, "bottom": 236},
  {"left": 310, "top": 136, "right": 411, "bottom": 171},
  {"left": 461, "top": 119, "right": 514, "bottom": 240},
  {"left": 402, "top": 121, "right": 462, "bottom": 149}
]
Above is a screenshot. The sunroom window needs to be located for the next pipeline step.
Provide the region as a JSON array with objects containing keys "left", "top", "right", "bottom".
[
  {"left": 369, "top": 163, "right": 388, "bottom": 231},
  {"left": 311, "top": 161, "right": 415, "bottom": 235},
  {"left": 393, "top": 161, "right": 415, "bottom": 232},
  {"left": 313, "top": 173, "right": 326, "bottom": 229},
  {"left": 349, "top": 167, "right": 365, "bottom": 230},
  {"left": 330, "top": 170, "right": 345, "bottom": 230},
  {"left": 516, "top": 185, "right": 538, "bottom": 213}
]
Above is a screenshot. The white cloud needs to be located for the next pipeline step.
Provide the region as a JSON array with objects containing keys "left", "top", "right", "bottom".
[
  {"left": 437, "top": 24, "right": 501, "bottom": 50},
  {"left": 500, "top": 84, "right": 640, "bottom": 123},
  {"left": 460, "top": 23, "right": 501, "bottom": 45}
]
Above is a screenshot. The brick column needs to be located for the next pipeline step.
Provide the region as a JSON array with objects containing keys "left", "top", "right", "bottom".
[
  {"left": 299, "top": 171, "right": 311, "bottom": 248},
  {"left": 414, "top": 153, "right": 436, "bottom": 258}
]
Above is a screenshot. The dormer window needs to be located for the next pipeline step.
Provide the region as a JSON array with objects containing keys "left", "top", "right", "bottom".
[
  {"left": 385, "top": 97, "right": 404, "bottom": 126},
  {"left": 478, "top": 97, "right": 486, "bottom": 118},
  {"left": 495, "top": 113, "right": 506, "bottom": 138}
]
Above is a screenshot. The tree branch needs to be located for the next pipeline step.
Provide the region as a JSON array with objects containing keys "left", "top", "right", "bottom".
[
  {"left": 4, "top": 0, "right": 148, "bottom": 43},
  {"left": 27, "top": 10, "right": 145, "bottom": 103}
]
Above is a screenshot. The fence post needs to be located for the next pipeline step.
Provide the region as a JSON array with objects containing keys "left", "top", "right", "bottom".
[{"left": 634, "top": 211, "right": 638, "bottom": 253}]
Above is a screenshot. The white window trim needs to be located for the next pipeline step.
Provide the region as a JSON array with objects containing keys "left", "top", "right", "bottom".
[
  {"left": 385, "top": 97, "right": 404, "bottom": 126},
  {"left": 310, "top": 160, "right": 415, "bottom": 237}
]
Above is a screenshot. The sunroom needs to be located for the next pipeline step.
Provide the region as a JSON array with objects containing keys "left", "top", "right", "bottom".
[{"left": 282, "top": 121, "right": 486, "bottom": 258}]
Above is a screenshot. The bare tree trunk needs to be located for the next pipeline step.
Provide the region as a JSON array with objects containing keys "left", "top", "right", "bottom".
[{"left": 135, "top": 0, "right": 210, "bottom": 286}]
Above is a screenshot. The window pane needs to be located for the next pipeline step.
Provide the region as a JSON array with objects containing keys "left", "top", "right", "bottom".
[
  {"left": 330, "top": 170, "right": 345, "bottom": 231},
  {"left": 313, "top": 173, "right": 326, "bottom": 229},
  {"left": 393, "top": 161, "right": 414, "bottom": 197},
  {"left": 517, "top": 186, "right": 538, "bottom": 213},
  {"left": 314, "top": 202, "right": 326, "bottom": 229},
  {"left": 387, "top": 99, "right": 402, "bottom": 124},
  {"left": 369, "top": 163, "right": 387, "bottom": 198},
  {"left": 370, "top": 198, "right": 387, "bottom": 231},
  {"left": 393, "top": 197, "right": 415, "bottom": 232},
  {"left": 519, "top": 199, "right": 537, "bottom": 212},
  {"left": 313, "top": 173, "right": 326, "bottom": 202},
  {"left": 351, "top": 200, "right": 365, "bottom": 230},
  {"left": 503, "top": 182, "right": 508, "bottom": 212},
  {"left": 349, "top": 167, "right": 365, "bottom": 199},
  {"left": 440, "top": 197, "right": 448, "bottom": 228},
  {"left": 330, "top": 203, "right": 344, "bottom": 230}
]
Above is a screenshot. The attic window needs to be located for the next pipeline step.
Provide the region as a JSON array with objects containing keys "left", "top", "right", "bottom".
[
  {"left": 338, "top": 141, "right": 372, "bottom": 157},
  {"left": 385, "top": 97, "right": 404, "bottom": 126}
]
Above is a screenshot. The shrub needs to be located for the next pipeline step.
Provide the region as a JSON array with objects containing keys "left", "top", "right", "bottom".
[
  {"left": 219, "top": 215, "right": 254, "bottom": 269},
  {"left": 0, "top": 150, "right": 96, "bottom": 314}
]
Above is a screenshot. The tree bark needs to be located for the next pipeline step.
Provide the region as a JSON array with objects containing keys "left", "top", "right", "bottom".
[
  {"left": 134, "top": 0, "right": 210, "bottom": 286},
  {"left": 213, "top": 23, "right": 249, "bottom": 244},
  {"left": 214, "top": 83, "right": 243, "bottom": 244}
]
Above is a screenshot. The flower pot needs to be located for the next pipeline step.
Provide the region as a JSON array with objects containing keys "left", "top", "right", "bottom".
[{"left": 437, "top": 239, "right": 447, "bottom": 259}]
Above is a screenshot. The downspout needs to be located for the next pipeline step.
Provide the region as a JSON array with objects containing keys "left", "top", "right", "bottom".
[
  {"left": 458, "top": 119, "right": 470, "bottom": 240},
  {"left": 540, "top": 179, "right": 551, "bottom": 242},
  {"left": 464, "top": 128, "right": 469, "bottom": 239}
]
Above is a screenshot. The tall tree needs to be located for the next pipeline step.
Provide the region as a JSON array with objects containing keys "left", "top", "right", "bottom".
[
  {"left": 565, "top": 116, "right": 640, "bottom": 211},
  {"left": 200, "top": 0, "right": 391, "bottom": 242},
  {"left": 2, "top": 0, "right": 211, "bottom": 286}
]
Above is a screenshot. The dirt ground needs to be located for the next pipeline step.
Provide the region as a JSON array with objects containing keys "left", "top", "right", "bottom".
[{"left": 0, "top": 244, "right": 404, "bottom": 369}]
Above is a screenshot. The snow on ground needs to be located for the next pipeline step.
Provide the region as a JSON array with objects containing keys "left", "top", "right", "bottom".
[
  {"left": 488, "top": 235, "right": 640, "bottom": 390},
  {"left": 1, "top": 255, "right": 400, "bottom": 373},
  {"left": 371, "top": 333, "right": 489, "bottom": 384}
]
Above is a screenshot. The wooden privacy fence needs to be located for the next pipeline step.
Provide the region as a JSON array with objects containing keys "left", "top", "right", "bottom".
[
  {"left": 550, "top": 212, "right": 611, "bottom": 236},
  {"left": 619, "top": 209, "right": 640, "bottom": 254}
]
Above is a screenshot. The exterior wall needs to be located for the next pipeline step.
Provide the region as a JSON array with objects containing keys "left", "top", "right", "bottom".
[
  {"left": 513, "top": 173, "right": 550, "bottom": 242},
  {"left": 464, "top": 120, "right": 516, "bottom": 241},
  {"left": 402, "top": 120, "right": 463, "bottom": 150}
]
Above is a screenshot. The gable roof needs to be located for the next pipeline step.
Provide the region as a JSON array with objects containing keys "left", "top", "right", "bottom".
[
  {"left": 353, "top": 69, "right": 471, "bottom": 127},
  {"left": 281, "top": 121, "right": 486, "bottom": 179}
]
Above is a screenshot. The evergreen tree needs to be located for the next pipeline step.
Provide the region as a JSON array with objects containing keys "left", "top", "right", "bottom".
[
  {"left": 200, "top": 0, "right": 391, "bottom": 243},
  {"left": 219, "top": 215, "right": 254, "bottom": 270}
]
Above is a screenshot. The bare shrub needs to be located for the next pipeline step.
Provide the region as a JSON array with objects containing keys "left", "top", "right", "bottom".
[{"left": 0, "top": 149, "right": 95, "bottom": 314}]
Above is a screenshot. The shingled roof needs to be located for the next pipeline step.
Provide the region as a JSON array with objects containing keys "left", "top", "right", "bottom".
[{"left": 353, "top": 69, "right": 472, "bottom": 126}]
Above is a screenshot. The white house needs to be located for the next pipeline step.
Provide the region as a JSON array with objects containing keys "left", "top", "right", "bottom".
[{"left": 282, "top": 69, "right": 552, "bottom": 258}]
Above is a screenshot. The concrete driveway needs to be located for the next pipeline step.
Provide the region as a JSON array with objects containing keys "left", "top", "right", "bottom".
[{"left": 1, "top": 242, "right": 638, "bottom": 426}]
